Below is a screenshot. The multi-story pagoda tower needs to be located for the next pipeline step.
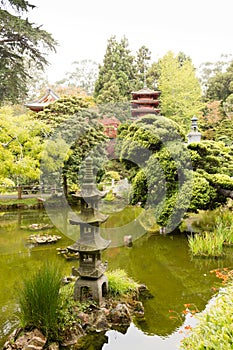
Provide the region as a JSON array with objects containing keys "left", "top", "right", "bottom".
[
  {"left": 131, "top": 84, "right": 161, "bottom": 118},
  {"left": 68, "top": 157, "right": 111, "bottom": 304}
]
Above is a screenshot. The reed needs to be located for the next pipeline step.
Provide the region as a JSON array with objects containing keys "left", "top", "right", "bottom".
[
  {"left": 18, "top": 262, "right": 62, "bottom": 339},
  {"left": 215, "top": 212, "right": 233, "bottom": 246},
  {"left": 188, "top": 231, "right": 225, "bottom": 258}
]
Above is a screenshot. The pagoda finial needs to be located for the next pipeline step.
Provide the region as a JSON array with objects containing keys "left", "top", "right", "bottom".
[{"left": 83, "top": 156, "right": 94, "bottom": 184}]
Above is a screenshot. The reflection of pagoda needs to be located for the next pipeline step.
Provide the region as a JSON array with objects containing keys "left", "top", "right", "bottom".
[
  {"left": 25, "top": 88, "right": 59, "bottom": 112},
  {"left": 68, "top": 157, "right": 111, "bottom": 304},
  {"left": 131, "top": 84, "right": 161, "bottom": 118}
]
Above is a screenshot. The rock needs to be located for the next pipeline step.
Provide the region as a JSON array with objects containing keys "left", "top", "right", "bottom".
[
  {"left": 47, "top": 342, "right": 59, "bottom": 350},
  {"left": 109, "top": 303, "right": 131, "bottom": 326},
  {"left": 124, "top": 235, "right": 133, "bottom": 247},
  {"left": 138, "top": 284, "right": 154, "bottom": 299},
  {"left": 94, "top": 311, "right": 110, "bottom": 331},
  {"left": 23, "top": 329, "right": 46, "bottom": 350},
  {"left": 3, "top": 328, "right": 23, "bottom": 349},
  {"left": 77, "top": 311, "right": 90, "bottom": 328},
  {"left": 132, "top": 301, "right": 145, "bottom": 319},
  {"left": 60, "top": 330, "right": 82, "bottom": 347}
]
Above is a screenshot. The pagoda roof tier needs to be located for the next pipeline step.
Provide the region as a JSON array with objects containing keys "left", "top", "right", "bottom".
[
  {"left": 69, "top": 210, "right": 109, "bottom": 225},
  {"left": 73, "top": 187, "right": 107, "bottom": 200},
  {"left": 131, "top": 86, "right": 161, "bottom": 96},
  {"left": 25, "top": 88, "right": 59, "bottom": 112},
  {"left": 131, "top": 108, "right": 160, "bottom": 115},
  {"left": 132, "top": 99, "right": 160, "bottom": 105},
  {"left": 68, "top": 235, "right": 110, "bottom": 252}
]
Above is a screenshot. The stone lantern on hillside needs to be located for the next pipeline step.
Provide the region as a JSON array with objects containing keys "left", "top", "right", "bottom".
[
  {"left": 187, "top": 116, "right": 202, "bottom": 144},
  {"left": 68, "top": 157, "right": 111, "bottom": 305}
]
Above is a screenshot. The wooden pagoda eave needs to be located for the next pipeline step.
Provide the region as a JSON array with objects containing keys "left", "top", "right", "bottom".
[
  {"left": 131, "top": 109, "right": 160, "bottom": 115},
  {"left": 131, "top": 99, "right": 160, "bottom": 105}
]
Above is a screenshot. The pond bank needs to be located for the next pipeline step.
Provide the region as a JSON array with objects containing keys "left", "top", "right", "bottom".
[{"left": 4, "top": 283, "right": 147, "bottom": 350}]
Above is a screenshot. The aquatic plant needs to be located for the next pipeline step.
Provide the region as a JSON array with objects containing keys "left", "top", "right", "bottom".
[
  {"left": 215, "top": 212, "right": 233, "bottom": 246},
  {"left": 106, "top": 269, "right": 139, "bottom": 297},
  {"left": 188, "top": 231, "right": 225, "bottom": 258},
  {"left": 180, "top": 281, "right": 233, "bottom": 349},
  {"left": 18, "top": 263, "right": 62, "bottom": 339}
]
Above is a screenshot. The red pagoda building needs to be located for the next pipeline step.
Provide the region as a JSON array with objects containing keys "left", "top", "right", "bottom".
[
  {"left": 25, "top": 88, "right": 59, "bottom": 112},
  {"left": 131, "top": 84, "right": 161, "bottom": 118}
]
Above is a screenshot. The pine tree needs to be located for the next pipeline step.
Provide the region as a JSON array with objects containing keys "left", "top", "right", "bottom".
[
  {"left": 0, "top": 0, "right": 57, "bottom": 104},
  {"left": 94, "top": 36, "right": 137, "bottom": 103}
]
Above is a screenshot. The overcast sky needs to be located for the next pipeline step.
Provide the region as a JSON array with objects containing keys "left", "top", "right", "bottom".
[{"left": 28, "top": 0, "right": 233, "bottom": 82}]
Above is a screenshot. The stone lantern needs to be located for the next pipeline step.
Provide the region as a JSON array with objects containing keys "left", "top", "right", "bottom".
[
  {"left": 68, "top": 157, "right": 111, "bottom": 305},
  {"left": 187, "top": 116, "right": 202, "bottom": 144}
]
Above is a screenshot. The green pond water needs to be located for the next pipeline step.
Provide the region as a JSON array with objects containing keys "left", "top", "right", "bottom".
[{"left": 0, "top": 205, "right": 232, "bottom": 349}]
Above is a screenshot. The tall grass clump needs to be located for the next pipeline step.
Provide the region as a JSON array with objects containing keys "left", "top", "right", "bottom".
[
  {"left": 215, "top": 212, "right": 233, "bottom": 246},
  {"left": 180, "top": 280, "right": 233, "bottom": 349},
  {"left": 106, "top": 269, "right": 139, "bottom": 297},
  {"left": 18, "top": 262, "right": 62, "bottom": 339},
  {"left": 188, "top": 231, "right": 225, "bottom": 258}
]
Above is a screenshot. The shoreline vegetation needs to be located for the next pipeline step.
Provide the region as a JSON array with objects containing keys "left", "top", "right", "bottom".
[
  {"left": 187, "top": 206, "right": 233, "bottom": 258},
  {"left": 180, "top": 278, "right": 233, "bottom": 349},
  {"left": 4, "top": 266, "right": 148, "bottom": 350}
]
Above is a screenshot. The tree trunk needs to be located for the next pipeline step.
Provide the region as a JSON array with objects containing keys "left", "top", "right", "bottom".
[
  {"left": 63, "top": 174, "right": 68, "bottom": 197},
  {"left": 17, "top": 185, "right": 22, "bottom": 199}
]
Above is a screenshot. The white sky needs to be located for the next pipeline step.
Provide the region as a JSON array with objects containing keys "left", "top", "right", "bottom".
[{"left": 28, "top": 0, "right": 233, "bottom": 83}]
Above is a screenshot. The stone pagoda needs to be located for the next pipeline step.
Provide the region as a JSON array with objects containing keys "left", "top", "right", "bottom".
[
  {"left": 131, "top": 84, "right": 161, "bottom": 118},
  {"left": 68, "top": 157, "right": 111, "bottom": 304},
  {"left": 187, "top": 116, "right": 202, "bottom": 144}
]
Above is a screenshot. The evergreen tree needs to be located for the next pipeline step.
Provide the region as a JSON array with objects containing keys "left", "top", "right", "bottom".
[
  {"left": 135, "top": 45, "right": 151, "bottom": 88},
  {"left": 0, "top": 0, "right": 57, "bottom": 104},
  {"left": 94, "top": 36, "right": 137, "bottom": 103},
  {"left": 205, "top": 60, "right": 233, "bottom": 101}
]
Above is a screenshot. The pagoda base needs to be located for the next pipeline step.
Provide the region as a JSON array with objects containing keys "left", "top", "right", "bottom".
[{"left": 74, "top": 274, "right": 108, "bottom": 305}]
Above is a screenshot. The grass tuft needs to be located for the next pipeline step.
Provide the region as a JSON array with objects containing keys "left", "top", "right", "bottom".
[
  {"left": 106, "top": 269, "right": 139, "bottom": 297},
  {"left": 18, "top": 262, "right": 62, "bottom": 339},
  {"left": 188, "top": 231, "right": 225, "bottom": 258}
]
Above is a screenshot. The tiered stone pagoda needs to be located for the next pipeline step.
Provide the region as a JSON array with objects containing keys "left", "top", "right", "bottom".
[
  {"left": 131, "top": 84, "right": 161, "bottom": 118},
  {"left": 68, "top": 157, "right": 111, "bottom": 304},
  {"left": 25, "top": 88, "right": 59, "bottom": 112},
  {"left": 187, "top": 116, "right": 202, "bottom": 144}
]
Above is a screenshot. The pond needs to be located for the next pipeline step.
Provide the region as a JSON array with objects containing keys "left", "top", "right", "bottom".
[{"left": 0, "top": 206, "right": 232, "bottom": 349}]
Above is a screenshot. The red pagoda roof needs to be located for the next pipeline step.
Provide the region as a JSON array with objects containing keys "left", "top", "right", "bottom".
[{"left": 25, "top": 88, "right": 59, "bottom": 112}]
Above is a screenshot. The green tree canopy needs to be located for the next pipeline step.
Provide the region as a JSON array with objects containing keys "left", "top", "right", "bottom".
[
  {"left": 157, "top": 51, "right": 204, "bottom": 132},
  {"left": 37, "top": 95, "right": 108, "bottom": 192},
  {"left": 0, "top": 0, "right": 57, "bottom": 104},
  {"left": 94, "top": 36, "right": 137, "bottom": 103},
  {"left": 117, "top": 115, "right": 233, "bottom": 230},
  {"left": 0, "top": 105, "right": 49, "bottom": 188}
]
